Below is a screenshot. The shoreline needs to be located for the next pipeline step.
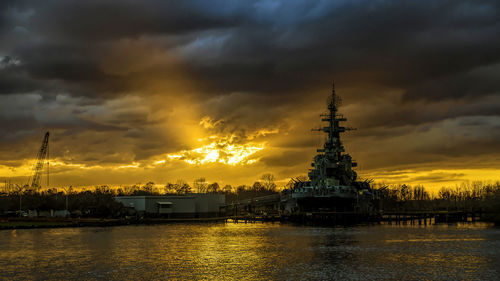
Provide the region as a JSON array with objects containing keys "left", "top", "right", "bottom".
[
  {"left": 1, "top": 216, "right": 498, "bottom": 230},
  {"left": 0, "top": 217, "right": 229, "bottom": 230}
]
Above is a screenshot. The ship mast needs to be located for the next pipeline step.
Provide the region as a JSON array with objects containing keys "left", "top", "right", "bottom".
[
  {"left": 310, "top": 82, "right": 357, "bottom": 188},
  {"left": 316, "top": 82, "right": 350, "bottom": 161}
]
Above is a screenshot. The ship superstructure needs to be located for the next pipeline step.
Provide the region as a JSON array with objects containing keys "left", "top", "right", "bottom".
[{"left": 282, "top": 83, "right": 372, "bottom": 213}]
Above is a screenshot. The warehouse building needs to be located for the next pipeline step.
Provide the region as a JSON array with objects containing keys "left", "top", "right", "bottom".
[{"left": 115, "top": 194, "right": 225, "bottom": 217}]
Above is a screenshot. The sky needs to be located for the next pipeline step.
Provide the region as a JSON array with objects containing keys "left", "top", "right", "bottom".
[{"left": 1, "top": 0, "right": 499, "bottom": 191}]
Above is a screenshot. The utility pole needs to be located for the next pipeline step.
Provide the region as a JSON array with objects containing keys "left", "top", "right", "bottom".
[
  {"left": 14, "top": 184, "right": 24, "bottom": 217},
  {"left": 62, "top": 186, "right": 72, "bottom": 211}
]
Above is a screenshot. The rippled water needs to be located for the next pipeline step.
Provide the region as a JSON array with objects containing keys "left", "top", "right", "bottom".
[{"left": 1, "top": 222, "right": 499, "bottom": 280}]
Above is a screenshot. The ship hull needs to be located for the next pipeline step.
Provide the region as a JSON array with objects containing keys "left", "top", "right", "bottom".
[{"left": 282, "top": 195, "right": 358, "bottom": 213}]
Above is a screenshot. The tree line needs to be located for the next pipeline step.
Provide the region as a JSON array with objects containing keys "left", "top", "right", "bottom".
[
  {"left": 0, "top": 174, "right": 280, "bottom": 217},
  {"left": 1, "top": 176, "right": 498, "bottom": 218},
  {"left": 375, "top": 181, "right": 500, "bottom": 214}
]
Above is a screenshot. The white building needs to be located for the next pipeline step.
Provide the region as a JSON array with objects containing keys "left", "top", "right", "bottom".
[{"left": 115, "top": 194, "right": 225, "bottom": 217}]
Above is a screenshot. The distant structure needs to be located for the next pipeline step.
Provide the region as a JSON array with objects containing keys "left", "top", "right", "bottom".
[
  {"left": 282, "top": 83, "right": 373, "bottom": 213},
  {"left": 27, "top": 131, "right": 50, "bottom": 192},
  {"left": 115, "top": 194, "right": 226, "bottom": 217}
]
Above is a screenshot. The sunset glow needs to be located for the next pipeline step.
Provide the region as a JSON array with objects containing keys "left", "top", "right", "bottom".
[
  {"left": 167, "top": 135, "right": 265, "bottom": 165},
  {"left": 1, "top": 2, "right": 499, "bottom": 281},
  {"left": 0, "top": 0, "right": 498, "bottom": 192}
]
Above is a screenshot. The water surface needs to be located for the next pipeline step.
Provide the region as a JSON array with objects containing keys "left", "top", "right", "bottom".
[{"left": 1, "top": 222, "right": 499, "bottom": 280}]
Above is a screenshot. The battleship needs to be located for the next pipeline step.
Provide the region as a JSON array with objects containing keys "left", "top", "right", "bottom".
[{"left": 281, "top": 83, "right": 374, "bottom": 214}]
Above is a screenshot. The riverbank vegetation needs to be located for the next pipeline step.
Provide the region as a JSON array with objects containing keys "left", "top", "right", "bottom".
[
  {"left": 1, "top": 175, "right": 499, "bottom": 221},
  {"left": 0, "top": 174, "right": 280, "bottom": 218},
  {"left": 374, "top": 181, "right": 500, "bottom": 222},
  {"left": 375, "top": 181, "right": 499, "bottom": 211}
]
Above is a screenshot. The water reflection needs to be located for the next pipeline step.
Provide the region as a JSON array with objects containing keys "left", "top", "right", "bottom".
[{"left": 0, "top": 222, "right": 498, "bottom": 280}]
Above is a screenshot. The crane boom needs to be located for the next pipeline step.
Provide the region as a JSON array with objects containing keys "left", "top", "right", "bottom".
[{"left": 29, "top": 131, "right": 49, "bottom": 191}]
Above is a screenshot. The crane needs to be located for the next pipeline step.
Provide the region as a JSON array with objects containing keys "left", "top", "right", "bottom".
[{"left": 27, "top": 131, "right": 50, "bottom": 192}]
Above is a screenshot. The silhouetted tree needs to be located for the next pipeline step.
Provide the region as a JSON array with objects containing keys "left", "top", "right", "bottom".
[
  {"left": 438, "top": 187, "right": 452, "bottom": 201},
  {"left": 142, "top": 182, "right": 155, "bottom": 194},
  {"left": 261, "top": 173, "right": 277, "bottom": 191},
  {"left": 252, "top": 181, "right": 264, "bottom": 192},
  {"left": 207, "top": 182, "right": 220, "bottom": 193},
  {"left": 223, "top": 184, "right": 233, "bottom": 193},
  {"left": 164, "top": 182, "right": 177, "bottom": 194},
  {"left": 174, "top": 180, "right": 191, "bottom": 195},
  {"left": 194, "top": 178, "right": 207, "bottom": 193}
]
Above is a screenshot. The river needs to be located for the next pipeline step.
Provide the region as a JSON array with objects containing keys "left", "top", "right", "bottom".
[{"left": 1, "top": 222, "right": 499, "bottom": 280}]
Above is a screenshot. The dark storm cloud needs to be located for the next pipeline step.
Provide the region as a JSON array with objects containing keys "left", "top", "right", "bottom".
[
  {"left": 3, "top": 0, "right": 500, "bottom": 100},
  {"left": 0, "top": 0, "right": 499, "bottom": 176},
  {"left": 349, "top": 94, "right": 500, "bottom": 131},
  {"left": 184, "top": 1, "right": 500, "bottom": 99},
  {"left": 261, "top": 150, "right": 311, "bottom": 167},
  {"left": 29, "top": 0, "right": 240, "bottom": 41}
]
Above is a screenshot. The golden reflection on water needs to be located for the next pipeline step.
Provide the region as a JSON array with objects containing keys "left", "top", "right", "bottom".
[
  {"left": 374, "top": 222, "right": 496, "bottom": 279},
  {"left": 0, "top": 222, "right": 498, "bottom": 280},
  {"left": 386, "top": 238, "right": 485, "bottom": 242}
]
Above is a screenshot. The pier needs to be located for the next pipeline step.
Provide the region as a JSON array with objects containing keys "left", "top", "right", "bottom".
[
  {"left": 224, "top": 196, "right": 484, "bottom": 225},
  {"left": 380, "top": 211, "right": 481, "bottom": 225}
]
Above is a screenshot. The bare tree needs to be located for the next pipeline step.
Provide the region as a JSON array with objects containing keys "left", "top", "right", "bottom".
[
  {"left": 399, "top": 184, "right": 410, "bottom": 201},
  {"left": 194, "top": 178, "right": 207, "bottom": 193},
  {"left": 174, "top": 180, "right": 191, "bottom": 195},
  {"left": 261, "top": 173, "right": 277, "bottom": 191},
  {"left": 223, "top": 184, "right": 233, "bottom": 193},
  {"left": 164, "top": 182, "right": 176, "bottom": 194},
  {"left": 252, "top": 181, "right": 264, "bottom": 192},
  {"left": 207, "top": 182, "right": 220, "bottom": 193},
  {"left": 142, "top": 181, "right": 155, "bottom": 194}
]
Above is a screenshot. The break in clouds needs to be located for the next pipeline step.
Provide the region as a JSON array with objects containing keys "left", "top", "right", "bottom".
[{"left": 1, "top": 0, "right": 499, "bottom": 187}]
